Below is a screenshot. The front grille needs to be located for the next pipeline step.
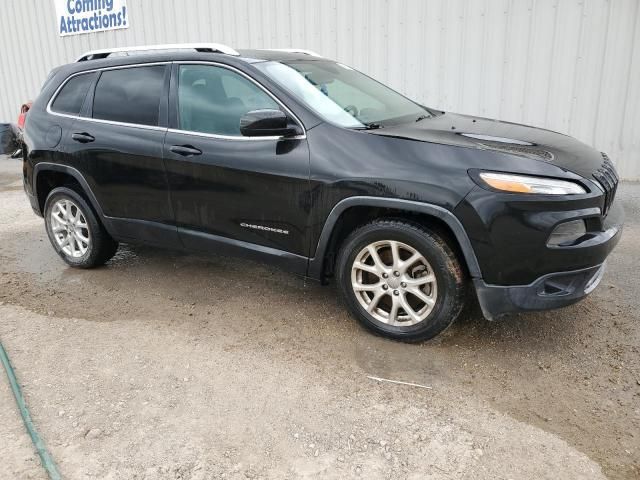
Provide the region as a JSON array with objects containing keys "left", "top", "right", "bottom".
[{"left": 592, "top": 153, "right": 618, "bottom": 216}]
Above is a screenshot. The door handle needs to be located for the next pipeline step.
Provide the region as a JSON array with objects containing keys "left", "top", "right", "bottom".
[
  {"left": 71, "top": 132, "right": 95, "bottom": 143},
  {"left": 170, "top": 145, "right": 202, "bottom": 157}
]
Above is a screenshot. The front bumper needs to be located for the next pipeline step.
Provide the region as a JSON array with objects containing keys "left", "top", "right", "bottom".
[
  {"left": 465, "top": 191, "right": 623, "bottom": 320},
  {"left": 474, "top": 263, "right": 607, "bottom": 320},
  {"left": 455, "top": 182, "right": 624, "bottom": 286}
]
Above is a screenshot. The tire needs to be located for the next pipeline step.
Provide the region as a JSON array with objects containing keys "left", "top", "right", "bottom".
[
  {"left": 44, "top": 187, "right": 118, "bottom": 268},
  {"left": 336, "top": 219, "right": 466, "bottom": 342}
]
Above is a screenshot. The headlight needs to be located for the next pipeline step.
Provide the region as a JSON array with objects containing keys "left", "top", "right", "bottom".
[{"left": 478, "top": 172, "right": 587, "bottom": 195}]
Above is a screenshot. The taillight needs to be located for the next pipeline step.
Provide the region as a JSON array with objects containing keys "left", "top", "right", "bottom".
[{"left": 17, "top": 102, "right": 31, "bottom": 129}]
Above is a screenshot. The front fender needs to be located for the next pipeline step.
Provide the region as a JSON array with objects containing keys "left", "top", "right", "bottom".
[{"left": 306, "top": 196, "right": 482, "bottom": 280}]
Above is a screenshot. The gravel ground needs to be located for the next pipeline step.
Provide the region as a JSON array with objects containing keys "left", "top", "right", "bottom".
[{"left": 0, "top": 157, "right": 638, "bottom": 479}]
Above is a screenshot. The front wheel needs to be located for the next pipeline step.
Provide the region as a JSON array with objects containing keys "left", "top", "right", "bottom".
[{"left": 336, "top": 220, "right": 466, "bottom": 342}]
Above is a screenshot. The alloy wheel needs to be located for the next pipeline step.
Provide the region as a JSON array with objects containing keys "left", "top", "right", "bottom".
[
  {"left": 50, "top": 199, "right": 90, "bottom": 258},
  {"left": 350, "top": 240, "right": 437, "bottom": 326}
]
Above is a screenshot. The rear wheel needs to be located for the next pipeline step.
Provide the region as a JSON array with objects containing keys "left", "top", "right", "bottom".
[
  {"left": 44, "top": 187, "right": 118, "bottom": 268},
  {"left": 336, "top": 219, "right": 466, "bottom": 342}
]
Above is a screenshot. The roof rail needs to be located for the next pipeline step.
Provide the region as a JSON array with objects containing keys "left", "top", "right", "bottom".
[
  {"left": 76, "top": 43, "right": 240, "bottom": 62},
  {"left": 266, "top": 48, "right": 323, "bottom": 58}
]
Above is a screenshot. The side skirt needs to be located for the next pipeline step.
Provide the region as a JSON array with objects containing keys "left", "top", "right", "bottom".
[
  {"left": 106, "top": 216, "right": 309, "bottom": 277},
  {"left": 179, "top": 227, "right": 308, "bottom": 276}
]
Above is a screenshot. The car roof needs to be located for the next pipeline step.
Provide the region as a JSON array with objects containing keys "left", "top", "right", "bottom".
[
  {"left": 236, "top": 49, "right": 325, "bottom": 62},
  {"left": 56, "top": 48, "right": 326, "bottom": 78}
]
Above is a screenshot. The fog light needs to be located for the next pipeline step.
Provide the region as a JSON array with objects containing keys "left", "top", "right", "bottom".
[{"left": 547, "top": 220, "right": 587, "bottom": 246}]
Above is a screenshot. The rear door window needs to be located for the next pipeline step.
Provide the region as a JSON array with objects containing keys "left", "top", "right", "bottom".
[
  {"left": 93, "top": 65, "right": 166, "bottom": 126},
  {"left": 50, "top": 73, "right": 94, "bottom": 115}
]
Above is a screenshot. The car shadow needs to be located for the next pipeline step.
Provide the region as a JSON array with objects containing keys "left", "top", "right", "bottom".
[{"left": 91, "top": 243, "right": 589, "bottom": 352}]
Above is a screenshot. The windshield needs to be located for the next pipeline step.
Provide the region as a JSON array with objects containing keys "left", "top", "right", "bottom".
[{"left": 254, "top": 60, "right": 429, "bottom": 128}]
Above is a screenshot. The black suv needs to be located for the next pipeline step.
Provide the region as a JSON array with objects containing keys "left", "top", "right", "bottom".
[{"left": 21, "top": 44, "right": 623, "bottom": 341}]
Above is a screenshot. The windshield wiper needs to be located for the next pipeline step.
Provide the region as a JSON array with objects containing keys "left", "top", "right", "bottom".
[
  {"left": 355, "top": 122, "right": 382, "bottom": 130},
  {"left": 415, "top": 115, "right": 429, "bottom": 122}
]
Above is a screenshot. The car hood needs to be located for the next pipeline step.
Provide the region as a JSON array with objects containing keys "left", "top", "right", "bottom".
[{"left": 367, "top": 112, "right": 604, "bottom": 179}]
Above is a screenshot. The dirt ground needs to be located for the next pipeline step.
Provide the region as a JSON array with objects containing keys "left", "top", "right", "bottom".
[{"left": 0, "top": 157, "right": 638, "bottom": 480}]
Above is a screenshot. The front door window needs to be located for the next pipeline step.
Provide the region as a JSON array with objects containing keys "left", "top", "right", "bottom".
[{"left": 177, "top": 64, "right": 279, "bottom": 136}]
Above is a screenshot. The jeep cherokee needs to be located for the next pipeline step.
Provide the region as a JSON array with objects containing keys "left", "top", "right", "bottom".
[{"left": 21, "top": 43, "right": 623, "bottom": 341}]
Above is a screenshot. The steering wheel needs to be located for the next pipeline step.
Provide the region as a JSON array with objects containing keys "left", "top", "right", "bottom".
[{"left": 344, "top": 104, "right": 359, "bottom": 117}]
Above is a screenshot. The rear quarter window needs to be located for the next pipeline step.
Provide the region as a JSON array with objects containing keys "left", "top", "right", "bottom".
[
  {"left": 50, "top": 73, "right": 94, "bottom": 115},
  {"left": 92, "top": 65, "right": 166, "bottom": 126}
]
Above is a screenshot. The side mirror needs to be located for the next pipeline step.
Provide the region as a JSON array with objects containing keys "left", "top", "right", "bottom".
[{"left": 240, "top": 109, "right": 298, "bottom": 137}]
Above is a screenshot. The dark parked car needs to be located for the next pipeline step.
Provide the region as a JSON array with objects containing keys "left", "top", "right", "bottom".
[
  {"left": 21, "top": 43, "right": 623, "bottom": 341},
  {"left": 0, "top": 123, "right": 19, "bottom": 155}
]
